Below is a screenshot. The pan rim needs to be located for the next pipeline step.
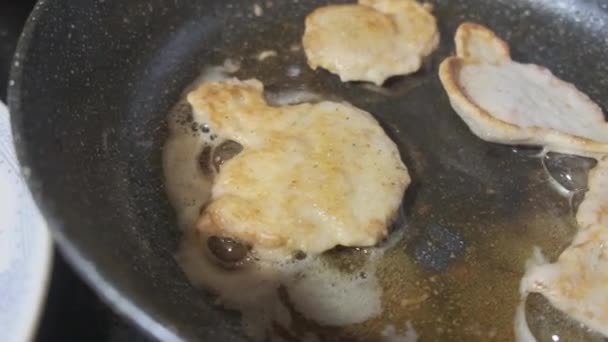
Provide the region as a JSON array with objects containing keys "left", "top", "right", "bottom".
[{"left": 6, "top": 2, "right": 184, "bottom": 342}]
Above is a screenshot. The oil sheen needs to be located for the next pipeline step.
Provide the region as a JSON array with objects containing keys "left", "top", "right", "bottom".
[{"left": 164, "top": 61, "right": 598, "bottom": 340}]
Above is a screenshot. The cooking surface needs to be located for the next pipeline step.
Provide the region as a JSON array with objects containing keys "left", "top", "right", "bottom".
[
  {"left": 7, "top": 0, "right": 608, "bottom": 340},
  {"left": 0, "top": 1, "right": 149, "bottom": 341}
]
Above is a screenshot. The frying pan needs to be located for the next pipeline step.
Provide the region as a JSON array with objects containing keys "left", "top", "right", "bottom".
[{"left": 7, "top": 0, "right": 608, "bottom": 340}]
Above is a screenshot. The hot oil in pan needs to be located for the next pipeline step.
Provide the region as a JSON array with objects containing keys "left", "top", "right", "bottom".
[
  {"left": 163, "top": 1, "right": 607, "bottom": 341},
  {"left": 164, "top": 63, "right": 394, "bottom": 340},
  {"left": 164, "top": 68, "right": 599, "bottom": 341}
]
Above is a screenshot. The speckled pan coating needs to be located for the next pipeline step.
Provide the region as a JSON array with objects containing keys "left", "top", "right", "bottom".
[{"left": 7, "top": 0, "right": 608, "bottom": 341}]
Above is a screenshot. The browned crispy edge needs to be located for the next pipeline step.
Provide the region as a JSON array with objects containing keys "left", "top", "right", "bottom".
[{"left": 440, "top": 23, "right": 608, "bottom": 156}]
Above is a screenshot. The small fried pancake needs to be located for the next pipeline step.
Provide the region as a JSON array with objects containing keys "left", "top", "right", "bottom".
[
  {"left": 187, "top": 79, "right": 410, "bottom": 260},
  {"left": 521, "top": 156, "right": 608, "bottom": 337},
  {"left": 303, "top": 0, "right": 439, "bottom": 85},
  {"left": 439, "top": 23, "right": 608, "bottom": 156}
]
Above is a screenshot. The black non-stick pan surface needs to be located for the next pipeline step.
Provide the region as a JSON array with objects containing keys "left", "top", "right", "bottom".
[{"left": 8, "top": 0, "right": 608, "bottom": 341}]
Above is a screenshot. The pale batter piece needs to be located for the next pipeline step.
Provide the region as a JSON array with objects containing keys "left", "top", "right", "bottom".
[
  {"left": 186, "top": 79, "right": 410, "bottom": 261},
  {"left": 521, "top": 156, "right": 608, "bottom": 338},
  {"left": 303, "top": 0, "right": 439, "bottom": 85},
  {"left": 440, "top": 23, "right": 608, "bottom": 338},
  {"left": 439, "top": 23, "right": 608, "bottom": 156}
]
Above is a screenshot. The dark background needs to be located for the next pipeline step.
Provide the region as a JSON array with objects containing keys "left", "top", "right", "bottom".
[{"left": 0, "top": 1, "right": 150, "bottom": 341}]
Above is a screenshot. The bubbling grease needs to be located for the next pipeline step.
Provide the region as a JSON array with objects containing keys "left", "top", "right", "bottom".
[
  {"left": 164, "top": 63, "right": 394, "bottom": 340},
  {"left": 163, "top": 61, "right": 597, "bottom": 340}
]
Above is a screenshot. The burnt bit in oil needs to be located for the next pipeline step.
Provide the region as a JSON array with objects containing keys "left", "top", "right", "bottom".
[
  {"left": 198, "top": 145, "right": 213, "bottom": 175},
  {"left": 173, "top": 101, "right": 193, "bottom": 126},
  {"left": 207, "top": 236, "right": 251, "bottom": 267},
  {"left": 293, "top": 250, "right": 307, "bottom": 260},
  {"left": 324, "top": 245, "right": 372, "bottom": 271},
  {"left": 191, "top": 121, "right": 199, "bottom": 132},
  {"left": 213, "top": 140, "right": 244, "bottom": 172}
]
